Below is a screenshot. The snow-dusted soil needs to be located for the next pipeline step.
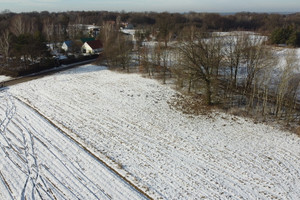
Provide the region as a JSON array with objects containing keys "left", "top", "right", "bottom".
[
  {"left": 0, "top": 91, "right": 147, "bottom": 199},
  {"left": 3, "top": 64, "right": 300, "bottom": 199}
]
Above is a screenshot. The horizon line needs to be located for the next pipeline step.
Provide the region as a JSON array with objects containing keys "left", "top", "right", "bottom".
[{"left": 1, "top": 9, "right": 300, "bottom": 15}]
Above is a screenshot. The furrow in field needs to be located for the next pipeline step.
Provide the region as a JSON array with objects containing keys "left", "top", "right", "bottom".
[{"left": 8, "top": 65, "right": 300, "bottom": 199}]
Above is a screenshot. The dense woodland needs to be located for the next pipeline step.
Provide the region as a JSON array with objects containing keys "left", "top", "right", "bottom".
[
  {"left": 0, "top": 10, "right": 300, "bottom": 42},
  {"left": 0, "top": 10, "right": 299, "bottom": 128},
  {"left": 0, "top": 10, "right": 300, "bottom": 72},
  {"left": 1, "top": 11, "right": 300, "bottom": 59}
]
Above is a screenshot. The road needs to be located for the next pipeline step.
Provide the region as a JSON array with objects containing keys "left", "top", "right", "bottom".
[{"left": 0, "top": 59, "right": 97, "bottom": 88}]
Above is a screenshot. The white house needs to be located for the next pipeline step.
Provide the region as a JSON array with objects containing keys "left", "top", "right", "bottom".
[
  {"left": 61, "top": 41, "right": 73, "bottom": 52},
  {"left": 120, "top": 28, "right": 136, "bottom": 41},
  {"left": 81, "top": 40, "right": 103, "bottom": 55}
]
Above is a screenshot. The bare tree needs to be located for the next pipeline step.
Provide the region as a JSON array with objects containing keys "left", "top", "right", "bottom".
[
  {"left": 223, "top": 33, "right": 247, "bottom": 90},
  {"left": 161, "top": 47, "right": 171, "bottom": 84},
  {"left": 148, "top": 44, "right": 159, "bottom": 77},
  {"left": 242, "top": 35, "right": 269, "bottom": 93},
  {"left": 172, "top": 26, "right": 198, "bottom": 92},
  {"left": 101, "top": 21, "right": 115, "bottom": 46},
  {"left": 156, "top": 13, "right": 175, "bottom": 48},
  {"left": 116, "top": 34, "right": 132, "bottom": 72},
  {"left": 172, "top": 48, "right": 197, "bottom": 92},
  {"left": 275, "top": 49, "right": 298, "bottom": 118},
  {"left": 247, "top": 46, "right": 277, "bottom": 111},
  {"left": 10, "top": 14, "right": 29, "bottom": 36},
  {"left": 43, "top": 17, "right": 55, "bottom": 42},
  {"left": 139, "top": 45, "right": 152, "bottom": 76},
  {"left": 0, "top": 29, "right": 10, "bottom": 64},
  {"left": 285, "top": 75, "right": 300, "bottom": 123},
  {"left": 178, "top": 32, "right": 224, "bottom": 105},
  {"left": 68, "top": 15, "right": 85, "bottom": 40},
  {"left": 100, "top": 22, "right": 132, "bottom": 71},
  {"left": 139, "top": 46, "right": 157, "bottom": 77},
  {"left": 259, "top": 63, "right": 276, "bottom": 116}
]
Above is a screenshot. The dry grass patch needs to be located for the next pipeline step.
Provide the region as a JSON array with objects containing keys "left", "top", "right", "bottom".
[{"left": 168, "top": 93, "right": 217, "bottom": 116}]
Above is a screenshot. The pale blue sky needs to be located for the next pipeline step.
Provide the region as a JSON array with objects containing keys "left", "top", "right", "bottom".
[{"left": 1, "top": 0, "right": 300, "bottom": 13}]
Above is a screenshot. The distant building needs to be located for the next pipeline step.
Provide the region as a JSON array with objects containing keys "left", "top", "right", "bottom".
[
  {"left": 120, "top": 22, "right": 135, "bottom": 41},
  {"left": 81, "top": 40, "right": 103, "bottom": 55},
  {"left": 125, "top": 24, "right": 134, "bottom": 29},
  {"left": 67, "top": 24, "right": 101, "bottom": 37},
  {"left": 62, "top": 41, "right": 73, "bottom": 52}
]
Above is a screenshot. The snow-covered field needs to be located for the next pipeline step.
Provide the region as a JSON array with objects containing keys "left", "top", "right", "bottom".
[
  {"left": 1, "top": 64, "right": 300, "bottom": 199},
  {"left": 0, "top": 90, "right": 147, "bottom": 199}
]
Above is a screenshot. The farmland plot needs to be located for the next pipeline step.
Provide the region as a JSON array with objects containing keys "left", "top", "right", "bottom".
[
  {"left": 0, "top": 90, "right": 147, "bottom": 200},
  {"left": 5, "top": 64, "right": 300, "bottom": 199}
]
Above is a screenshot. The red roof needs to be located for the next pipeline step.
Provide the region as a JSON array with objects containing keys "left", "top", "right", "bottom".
[{"left": 86, "top": 40, "right": 103, "bottom": 49}]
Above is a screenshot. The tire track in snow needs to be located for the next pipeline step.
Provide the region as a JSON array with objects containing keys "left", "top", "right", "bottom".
[
  {"left": 18, "top": 119, "right": 47, "bottom": 200},
  {"left": 14, "top": 96, "right": 151, "bottom": 200},
  {"left": 0, "top": 170, "right": 14, "bottom": 200},
  {"left": 0, "top": 92, "right": 49, "bottom": 199},
  {"left": 0, "top": 90, "right": 149, "bottom": 199},
  {"left": 23, "top": 123, "right": 106, "bottom": 199},
  {"left": 0, "top": 92, "right": 17, "bottom": 200}
]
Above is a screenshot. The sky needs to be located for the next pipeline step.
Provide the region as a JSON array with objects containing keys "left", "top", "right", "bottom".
[{"left": 1, "top": 0, "right": 300, "bottom": 13}]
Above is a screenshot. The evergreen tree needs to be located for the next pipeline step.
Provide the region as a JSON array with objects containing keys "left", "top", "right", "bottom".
[{"left": 270, "top": 25, "right": 300, "bottom": 47}]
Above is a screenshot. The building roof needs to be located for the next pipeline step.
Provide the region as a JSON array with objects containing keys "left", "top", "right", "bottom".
[
  {"left": 64, "top": 41, "right": 73, "bottom": 47},
  {"left": 86, "top": 40, "right": 103, "bottom": 50},
  {"left": 81, "top": 37, "right": 95, "bottom": 43}
]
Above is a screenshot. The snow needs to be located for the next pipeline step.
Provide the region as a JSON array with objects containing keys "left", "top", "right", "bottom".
[
  {"left": 213, "top": 31, "right": 256, "bottom": 37},
  {"left": 3, "top": 64, "right": 300, "bottom": 199},
  {"left": 274, "top": 48, "right": 300, "bottom": 72},
  {"left": 0, "top": 75, "right": 11, "bottom": 83},
  {"left": 0, "top": 90, "right": 147, "bottom": 199},
  {"left": 121, "top": 29, "right": 136, "bottom": 36},
  {"left": 121, "top": 29, "right": 136, "bottom": 41},
  {"left": 57, "top": 55, "right": 67, "bottom": 60}
]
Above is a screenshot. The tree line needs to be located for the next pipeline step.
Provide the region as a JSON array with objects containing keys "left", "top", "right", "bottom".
[
  {"left": 1, "top": 10, "right": 300, "bottom": 61},
  {"left": 1, "top": 10, "right": 300, "bottom": 70},
  {"left": 135, "top": 28, "right": 299, "bottom": 125},
  {"left": 1, "top": 10, "right": 300, "bottom": 39}
]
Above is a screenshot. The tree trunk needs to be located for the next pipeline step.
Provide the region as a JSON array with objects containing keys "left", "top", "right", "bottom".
[{"left": 205, "top": 79, "right": 213, "bottom": 105}]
